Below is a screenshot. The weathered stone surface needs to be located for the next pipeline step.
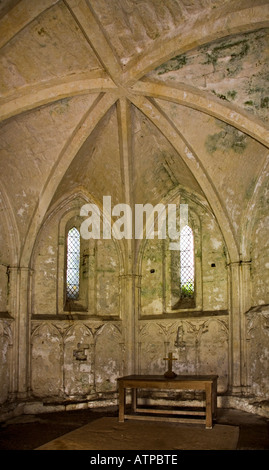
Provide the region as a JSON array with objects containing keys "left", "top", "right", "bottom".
[{"left": 0, "top": 0, "right": 268, "bottom": 421}]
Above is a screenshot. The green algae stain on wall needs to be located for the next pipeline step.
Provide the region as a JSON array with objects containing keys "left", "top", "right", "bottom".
[
  {"left": 156, "top": 54, "right": 187, "bottom": 75},
  {"left": 205, "top": 122, "right": 247, "bottom": 154}
]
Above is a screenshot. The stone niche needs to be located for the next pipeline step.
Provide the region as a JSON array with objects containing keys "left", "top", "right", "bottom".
[
  {"left": 137, "top": 196, "right": 229, "bottom": 400},
  {"left": 31, "top": 197, "right": 122, "bottom": 317},
  {"left": 139, "top": 198, "right": 228, "bottom": 316},
  {"left": 29, "top": 196, "right": 124, "bottom": 401}
]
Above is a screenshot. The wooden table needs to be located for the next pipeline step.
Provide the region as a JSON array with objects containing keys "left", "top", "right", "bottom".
[{"left": 117, "top": 374, "right": 218, "bottom": 429}]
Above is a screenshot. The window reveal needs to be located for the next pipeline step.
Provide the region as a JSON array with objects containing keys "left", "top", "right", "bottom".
[
  {"left": 180, "top": 225, "right": 194, "bottom": 298},
  {"left": 66, "top": 227, "right": 81, "bottom": 300}
]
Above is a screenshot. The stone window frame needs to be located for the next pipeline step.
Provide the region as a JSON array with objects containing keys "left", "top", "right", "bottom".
[
  {"left": 170, "top": 222, "right": 196, "bottom": 310},
  {"left": 165, "top": 209, "right": 202, "bottom": 313},
  {"left": 66, "top": 226, "right": 81, "bottom": 301},
  {"left": 57, "top": 199, "right": 124, "bottom": 317},
  {"left": 138, "top": 202, "right": 203, "bottom": 318},
  {"left": 58, "top": 209, "right": 88, "bottom": 314}
]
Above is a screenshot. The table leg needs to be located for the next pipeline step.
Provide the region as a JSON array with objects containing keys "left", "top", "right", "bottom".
[
  {"left": 131, "top": 388, "right": 137, "bottom": 413},
  {"left": 205, "top": 382, "right": 213, "bottom": 429},
  {"left": 213, "top": 379, "right": 218, "bottom": 419},
  {"left": 118, "top": 382, "right": 125, "bottom": 422}
]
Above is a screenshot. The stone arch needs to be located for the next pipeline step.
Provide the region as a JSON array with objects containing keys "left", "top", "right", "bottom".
[
  {"left": 20, "top": 93, "right": 118, "bottom": 268},
  {"left": 131, "top": 94, "right": 239, "bottom": 264},
  {"left": 31, "top": 188, "right": 124, "bottom": 316}
]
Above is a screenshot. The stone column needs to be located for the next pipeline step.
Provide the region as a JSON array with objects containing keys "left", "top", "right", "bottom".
[
  {"left": 11, "top": 267, "right": 31, "bottom": 399},
  {"left": 229, "top": 262, "right": 241, "bottom": 393},
  {"left": 120, "top": 273, "right": 136, "bottom": 375},
  {"left": 117, "top": 97, "right": 136, "bottom": 376},
  {"left": 6, "top": 266, "right": 19, "bottom": 399},
  {"left": 239, "top": 260, "right": 252, "bottom": 392},
  {"left": 228, "top": 260, "right": 251, "bottom": 394}
]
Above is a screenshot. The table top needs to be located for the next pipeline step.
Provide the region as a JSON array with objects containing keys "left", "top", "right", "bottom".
[{"left": 118, "top": 374, "right": 218, "bottom": 383}]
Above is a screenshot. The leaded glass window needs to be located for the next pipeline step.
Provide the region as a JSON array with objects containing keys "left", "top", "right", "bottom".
[
  {"left": 66, "top": 227, "right": 80, "bottom": 300},
  {"left": 180, "top": 225, "right": 194, "bottom": 298}
]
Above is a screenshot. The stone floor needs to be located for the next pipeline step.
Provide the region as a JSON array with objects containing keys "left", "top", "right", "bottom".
[{"left": 0, "top": 406, "right": 268, "bottom": 450}]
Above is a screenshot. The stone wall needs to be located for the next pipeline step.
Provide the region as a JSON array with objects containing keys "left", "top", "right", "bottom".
[
  {"left": 1, "top": 188, "right": 269, "bottom": 418},
  {"left": 0, "top": 1, "right": 269, "bottom": 422}
]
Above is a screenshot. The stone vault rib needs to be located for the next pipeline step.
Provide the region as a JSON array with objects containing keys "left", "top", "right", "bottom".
[{"left": 129, "top": 94, "right": 240, "bottom": 263}]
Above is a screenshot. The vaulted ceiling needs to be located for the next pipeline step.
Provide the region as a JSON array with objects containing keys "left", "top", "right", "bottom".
[{"left": 0, "top": 0, "right": 269, "bottom": 266}]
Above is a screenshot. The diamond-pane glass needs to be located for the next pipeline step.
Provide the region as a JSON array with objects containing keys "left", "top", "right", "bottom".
[
  {"left": 180, "top": 225, "right": 194, "bottom": 297},
  {"left": 66, "top": 227, "right": 80, "bottom": 300}
]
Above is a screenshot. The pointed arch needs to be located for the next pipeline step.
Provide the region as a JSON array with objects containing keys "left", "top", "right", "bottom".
[
  {"left": 130, "top": 94, "right": 239, "bottom": 262},
  {"left": 20, "top": 92, "right": 118, "bottom": 267}
]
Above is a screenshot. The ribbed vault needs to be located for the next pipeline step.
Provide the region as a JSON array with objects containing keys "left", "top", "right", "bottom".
[{"left": 0, "top": 0, "right": 269, "bottom": 269}]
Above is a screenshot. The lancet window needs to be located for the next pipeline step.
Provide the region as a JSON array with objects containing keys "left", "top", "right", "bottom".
[
  {"left": 180, "top": 225, "right": 195, "bottom": 298},
  {"left": 66, "top": 227, "right": 81, "bottom": 300}
]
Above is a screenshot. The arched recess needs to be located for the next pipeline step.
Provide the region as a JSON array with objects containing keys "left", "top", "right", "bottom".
[
  {"left": 130, "top": 94, "right": 239, "bottom": 264},
  {"left": 20, "top": 92, "right": 118, "bottom": 269},
  {"left": 31, "top": 188, "right": 125, "bottom": 317},
  {"left": 137, "top": 187, "right": 229, "bottom": 317},
  {"left": 137, "top": 197, "right": 202, "bottom": 316}
]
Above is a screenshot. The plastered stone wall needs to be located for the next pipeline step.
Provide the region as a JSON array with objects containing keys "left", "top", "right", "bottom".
[
  {"left": 29, "top": 196, "right": 124, "bottom": 400},
  {"left": 0, "top": 200, "right": 15, "bottom": 406},
  {"left": 246, "top": 306, "right": 269, "bottom": 399},
  {"left": 138, "top": 317, "right": 228, "bottom": 393},
  {"left": 0, "top": 205, "right": 12, "bottom": 313},
  {"left": 32, "top": 198, "right": 121, "bottom": 317},
  {"left": 31, "top": 320, "right": 124, "bottom": 399},
  {"left": 0, "top": 1, "right": 269, "bottom": 420},
  {"left": 28, "top": 192, "right": 230, "bottom": 401},
  {"left": 149, "top": 28, "right": 269, "bottom": 124},
  {"left": 138, "top": 197, "right": 229, "bottom": 394},
  {"left": 140, "top": 199, "right": 228, "bottom": 315},
  {"left": 0, "top": 320, "right": 12, "bottom": 404},
  {"left": 250, "top": 170, "right": 269, "bottom": 307}
]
